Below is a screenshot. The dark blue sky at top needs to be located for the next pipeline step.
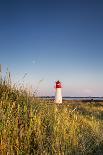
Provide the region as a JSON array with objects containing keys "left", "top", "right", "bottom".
[{"left": 0, "top": 0, "right": 103, "bottom": 96}]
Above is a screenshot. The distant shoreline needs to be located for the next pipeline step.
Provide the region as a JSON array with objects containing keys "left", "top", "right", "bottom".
[
  {"left": 38, "top": 96, "right": 103, "bottom": 98},
  {"left": 38, "top": 96, "right": 103, "bottom": 100},
  {"left": 37, "top": 96, "right": 103, "bottom": 102}
]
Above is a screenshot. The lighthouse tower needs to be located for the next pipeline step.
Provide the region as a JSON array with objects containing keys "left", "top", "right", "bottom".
[{"left": 55, "top": 80, "right": 62, "bottom": 103}]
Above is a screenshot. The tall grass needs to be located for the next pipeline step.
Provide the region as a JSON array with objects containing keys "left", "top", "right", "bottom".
[{"left": 0, "top": 68, "right": 103, "bottom": 154}]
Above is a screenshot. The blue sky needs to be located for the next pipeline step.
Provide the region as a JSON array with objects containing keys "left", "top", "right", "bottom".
[{"left": 0, "top": 0, "right": 103, "bottom": 96}]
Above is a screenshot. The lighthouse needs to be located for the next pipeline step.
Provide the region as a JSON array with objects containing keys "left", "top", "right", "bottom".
[{"left": 55, "top": 80, "right": 62, "bottom": 103}]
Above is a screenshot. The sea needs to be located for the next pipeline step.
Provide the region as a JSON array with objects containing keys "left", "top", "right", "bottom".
[
  {"left": 40, "top": 96, "right": 103, "bottom": 101},
  {"left": 63, "top": 97, "right": 103, "bottom": 101}
]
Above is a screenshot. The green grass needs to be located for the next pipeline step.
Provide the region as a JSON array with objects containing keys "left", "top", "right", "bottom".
[{"left": 0, "top": 76, "right": 103, "bottom": 154}]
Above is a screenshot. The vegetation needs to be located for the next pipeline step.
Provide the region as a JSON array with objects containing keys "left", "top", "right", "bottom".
[{"left": 0, "top": 68, "right": 103, "bottom": 154}]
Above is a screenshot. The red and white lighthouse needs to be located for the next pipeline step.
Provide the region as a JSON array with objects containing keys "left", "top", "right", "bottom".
[{"left": 55, "top": 80, "right": 62, "bottom": 103}]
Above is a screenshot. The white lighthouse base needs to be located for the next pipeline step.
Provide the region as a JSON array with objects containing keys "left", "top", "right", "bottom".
[{"left": 55, "top": 88, "right": 62, "bottom": 103}]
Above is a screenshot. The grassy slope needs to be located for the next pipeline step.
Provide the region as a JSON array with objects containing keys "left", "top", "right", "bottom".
[{"left": 0, "top": 82, "right": 103, "bottom": 155}]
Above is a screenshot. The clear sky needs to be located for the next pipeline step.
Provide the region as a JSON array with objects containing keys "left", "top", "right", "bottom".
[{"left": 0, "top": 0, "right": 103, "bottom": 96}]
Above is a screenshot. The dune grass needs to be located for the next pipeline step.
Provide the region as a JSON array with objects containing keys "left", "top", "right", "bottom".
[{"left": 0, "top": 72, "right": 103, "bottom": 154}]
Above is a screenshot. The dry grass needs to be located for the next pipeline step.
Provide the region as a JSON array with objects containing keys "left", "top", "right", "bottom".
[{"left": 0, "top": 71, "right": 103, "bottom": 154}]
